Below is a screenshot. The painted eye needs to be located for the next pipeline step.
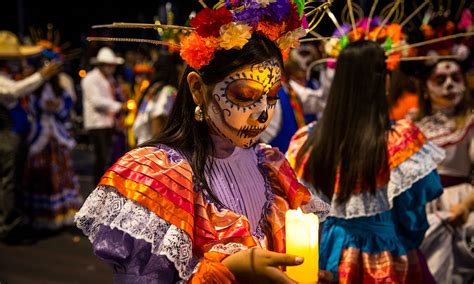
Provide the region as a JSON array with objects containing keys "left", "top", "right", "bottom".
[
  {"left": 226, "top": 79, "right": 264, "bottom": 106},
  {"left": 451, "top": 72, "right": 463, "bottom": 83},
  {"left": 433, "top": 75, "right": 447, "bottom": 86},
  {"left": 266, "top": 83, "right": 282, "bottom": 105}
]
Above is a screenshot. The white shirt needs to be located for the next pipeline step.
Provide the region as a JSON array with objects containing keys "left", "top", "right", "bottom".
[
  {"left": 0, "top": 72, "right": 44, "bottom": 107},
  {"left": 81, "top": 68, "right": 122, "bottom": 130}
]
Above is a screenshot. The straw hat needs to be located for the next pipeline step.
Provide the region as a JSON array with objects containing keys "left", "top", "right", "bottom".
[
  {"left": 0, "top": 31, "right": 43, "bottom": 59},
  {"left": 90, "top": 47, "right": 124, "bottom": 65}
]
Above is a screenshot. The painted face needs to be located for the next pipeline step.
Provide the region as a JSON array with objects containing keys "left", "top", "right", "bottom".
[
  {"left": 206, "top": 59, "right": 281, "bottom": 148},
  {"left": 427, "top": 61, "right": 465, "bottom": 109}
]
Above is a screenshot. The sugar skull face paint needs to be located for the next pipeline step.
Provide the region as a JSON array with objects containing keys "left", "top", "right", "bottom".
[
  {"left": 427, "top": 61, "right": 465, "bottom": 110},
  {"left": 205, "top": 59, "right": 281, "bottom": 148}
]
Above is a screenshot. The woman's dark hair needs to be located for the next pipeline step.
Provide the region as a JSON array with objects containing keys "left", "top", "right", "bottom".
[
  {"left": 416, "top": 59, "right": 472, "bottom": 124},
  {"left": 388, "top": 67, "right": 418, "bottom": 106},
  {"left": 144, "top": 34, "right": 283, "bottom": 205},
  {"left": 296, "top": 40, "right": 390, "bottom": 204},
  {"left": 151, "top": 52, "right": 182, "bottom": 89}
]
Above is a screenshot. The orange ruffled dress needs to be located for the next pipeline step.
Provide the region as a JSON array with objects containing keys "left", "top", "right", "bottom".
[
  {"left": 75, "top": 144, "right": 330, "bottom": 283},
  {"left": 287, "top": 119, "right": 445, "bottom": 284}
]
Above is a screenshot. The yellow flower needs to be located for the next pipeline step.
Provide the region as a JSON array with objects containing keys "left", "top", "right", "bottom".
[
  {"left": 276, "top": 28, "right": 306, "bottom": 52},
  {"left": 219, "top": 22, "right": 253, "bottom": 50}
]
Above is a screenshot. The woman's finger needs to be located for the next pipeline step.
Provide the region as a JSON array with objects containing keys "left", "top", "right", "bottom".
[{"left": 265, "top": 251, "right": 304, "bottom": 267}]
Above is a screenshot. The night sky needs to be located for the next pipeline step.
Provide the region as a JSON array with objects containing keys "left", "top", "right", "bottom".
[
  {"left": 1, "top": 0, "right": 443, "bottom": 48},
  {"left": 1, "top": 0, "right": 467, "bottom": 70}
]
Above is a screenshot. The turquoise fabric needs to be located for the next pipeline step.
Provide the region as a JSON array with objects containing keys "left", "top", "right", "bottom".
[{"left": 319, "top": 170, "right": 443, "bottom": 277}]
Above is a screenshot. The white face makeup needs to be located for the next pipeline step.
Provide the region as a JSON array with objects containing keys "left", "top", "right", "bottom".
[
  {"left": 427, "top": 61, "right": 465, "bottom": 110},
  {"left": 205, "top": 59, "right": 281, "bottom": 148}
]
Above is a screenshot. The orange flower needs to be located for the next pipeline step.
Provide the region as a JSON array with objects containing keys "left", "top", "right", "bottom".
[
  {"left": 421, "top": 24, "right": 434, "bottom": 39},
  {"left": 348, "top": 27, "right": 365, "bottom": 42},
  {"left": 386, "top": 53, "right": 401, "bottom": 71},
  {"left": 180, "top": 32, "right": 217, "bottom": 70},
  {"left": 256, "top": 21, "right": 282, "bottom": 41},
  {"left": 386, "top": 24, "right": 403, "bottom": 43}
]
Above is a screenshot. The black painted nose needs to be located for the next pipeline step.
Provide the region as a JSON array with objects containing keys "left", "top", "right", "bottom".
[{"left": 257, "top": 110, "right": 268, "bottom": 123}]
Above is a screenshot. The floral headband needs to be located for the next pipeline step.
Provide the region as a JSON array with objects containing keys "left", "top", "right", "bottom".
[
  {"left": 180, "top": 0, "right": 309, "bottom": 69},
  {"left": 415, "top": 8, "right": 473, "bottom": 65},
  {"left": 309, "top": 0, "right": 474, "bottom": 73},
  {"left": 324, "top": 17, "right": 404, "bottom": 71},
  {"left": 29, "top": 25, "right": 81, "bottom": 62},
  {"left": 87, "top": 0, "right": 332, "bottom": 70}
]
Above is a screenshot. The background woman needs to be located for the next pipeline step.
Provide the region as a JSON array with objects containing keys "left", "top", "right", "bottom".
[{"left": 288, "top": 40, "right": 444, "bottom": 283}]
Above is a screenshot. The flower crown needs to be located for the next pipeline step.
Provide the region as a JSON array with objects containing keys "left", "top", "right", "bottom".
[
  {"left": 415, "top": 8, "right": 472, "bottom": 65},
  {"left": 324, "top": 17, "right": 404, "bottom": 71},
  {"left": 180, "top": 1, "right": 310, "bottom": 70},
  {"left": 87, "top": 0, "right": 332, "bottom": 70},
  {"left": 28, "top": 25, "right": 81, "bottom": 62},
  {"left": 313, "top": 1, "right": 474, "bottom": 72}
]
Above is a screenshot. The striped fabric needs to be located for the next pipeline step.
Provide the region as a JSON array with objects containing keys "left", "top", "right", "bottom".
[{"left": 206, "top": 147, "right": 267, "bottom": 233}]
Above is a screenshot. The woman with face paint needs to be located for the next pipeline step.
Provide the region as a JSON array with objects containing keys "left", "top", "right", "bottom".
[
  {"left": 416, "top": 59, "right": 474, "bottom": 282},
  {"left": 287, "top": 40, "right": 445, "bottom": 282},
  {"left": 75, "top": 1, "right": 332, "bottom": 283}
]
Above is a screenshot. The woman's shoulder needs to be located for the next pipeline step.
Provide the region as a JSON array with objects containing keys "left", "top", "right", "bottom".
[
  {"left": 387, "top": 119, "right": 430, "bottom": 169},
  {"left": 97, "top": 145, "right": 196, "bottom": 237}
]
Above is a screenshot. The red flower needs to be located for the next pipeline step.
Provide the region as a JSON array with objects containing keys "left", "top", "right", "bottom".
[
  {"left": 285, "top": 3, "right": 301, "bottom": 33},
  {"left": 190, "top": 7, "right": 233, "bottom": 38}
]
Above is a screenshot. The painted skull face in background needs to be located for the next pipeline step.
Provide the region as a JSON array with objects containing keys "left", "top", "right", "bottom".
[
  {"left": 206, "top": 59, "right": 281, "bottom": 148},
  {"left": 427, "top": 61, "right": 465, "bottom": 109}
]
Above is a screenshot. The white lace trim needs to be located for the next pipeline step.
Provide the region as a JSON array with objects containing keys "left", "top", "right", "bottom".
[
  {"left": 74, "top": 186, "right": 197, "bottom": 280},
  {"left": 330, "top": 141, "right": 445, "bottom": 219},
  {"left": 417, "top": 112, "right": 474, "bottom": 147},
  {"left": 209, "top": 242, "right": 249, "bottom": 255},
  {"left": 191, "top": 242, "right": 249, "bottom": 276}
]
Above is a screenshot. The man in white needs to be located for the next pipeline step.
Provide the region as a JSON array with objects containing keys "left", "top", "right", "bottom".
[{"left": 81, "top": 47, "right": 125, "bottom": 182}]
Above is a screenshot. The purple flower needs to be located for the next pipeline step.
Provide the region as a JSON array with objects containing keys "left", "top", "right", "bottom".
[
  {"left": 332, "top": 23, "right": 352, "bottom": 37},
  {"left": 225, "top": 0, "right": 249, "bottom": 9},
  {"left": 233, "top": 2, "right": 266, "bottom": 27},
  {"left": 267, "top": 0, "right": 291, "bottom": 22}
]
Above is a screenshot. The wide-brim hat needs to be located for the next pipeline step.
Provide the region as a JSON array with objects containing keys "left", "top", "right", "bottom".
[
  {"left": 90, "top": 46, "right": 124, "bottom": 65},
  {"left": 0, "top": 31, "right": 43, "bottom": 59}
]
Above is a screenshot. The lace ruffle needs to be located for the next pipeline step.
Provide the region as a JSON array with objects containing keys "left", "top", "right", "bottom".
[
  {"left": 330, "top": 141, "right": 445, "bottom": 219},
  {"left": 75, "top": 186, "right": 197, "bottom": 280},
  {"left": 209, "top": 242, "right": 249, "bottom": 255}
]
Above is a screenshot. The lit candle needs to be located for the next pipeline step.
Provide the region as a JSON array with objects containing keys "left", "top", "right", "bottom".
[{"left": 285, "top": 207, "right": 319, "bottom": 283}]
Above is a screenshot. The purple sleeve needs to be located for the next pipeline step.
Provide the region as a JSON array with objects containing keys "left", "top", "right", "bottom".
[{"left": 93, "top": 225, "right": 180, "bottom": 284}]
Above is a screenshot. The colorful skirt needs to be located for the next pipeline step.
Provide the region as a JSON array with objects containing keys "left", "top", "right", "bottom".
[
  {"left": 320, "top": 215, "right": 435, "bottom": 284},
  {"left": 24, "top": 138, "right": 82, "bottom": 229}
]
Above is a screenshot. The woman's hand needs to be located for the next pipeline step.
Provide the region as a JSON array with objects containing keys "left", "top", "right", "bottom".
[{"left": 221, "top": 247, "right": 302, "bottom": 283}]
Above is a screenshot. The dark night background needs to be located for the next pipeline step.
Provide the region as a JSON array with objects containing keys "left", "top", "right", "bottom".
[
  {"left": 2, "top": 0, "right": 453, "bottom": 50},
  {"left": 0, "top": 1, "right": 470, "bottom": 84}
]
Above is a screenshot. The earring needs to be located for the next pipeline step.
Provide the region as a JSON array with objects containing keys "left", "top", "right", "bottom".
[{"left": 194, "top": 105, "right": 204, "bottom": 122}]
